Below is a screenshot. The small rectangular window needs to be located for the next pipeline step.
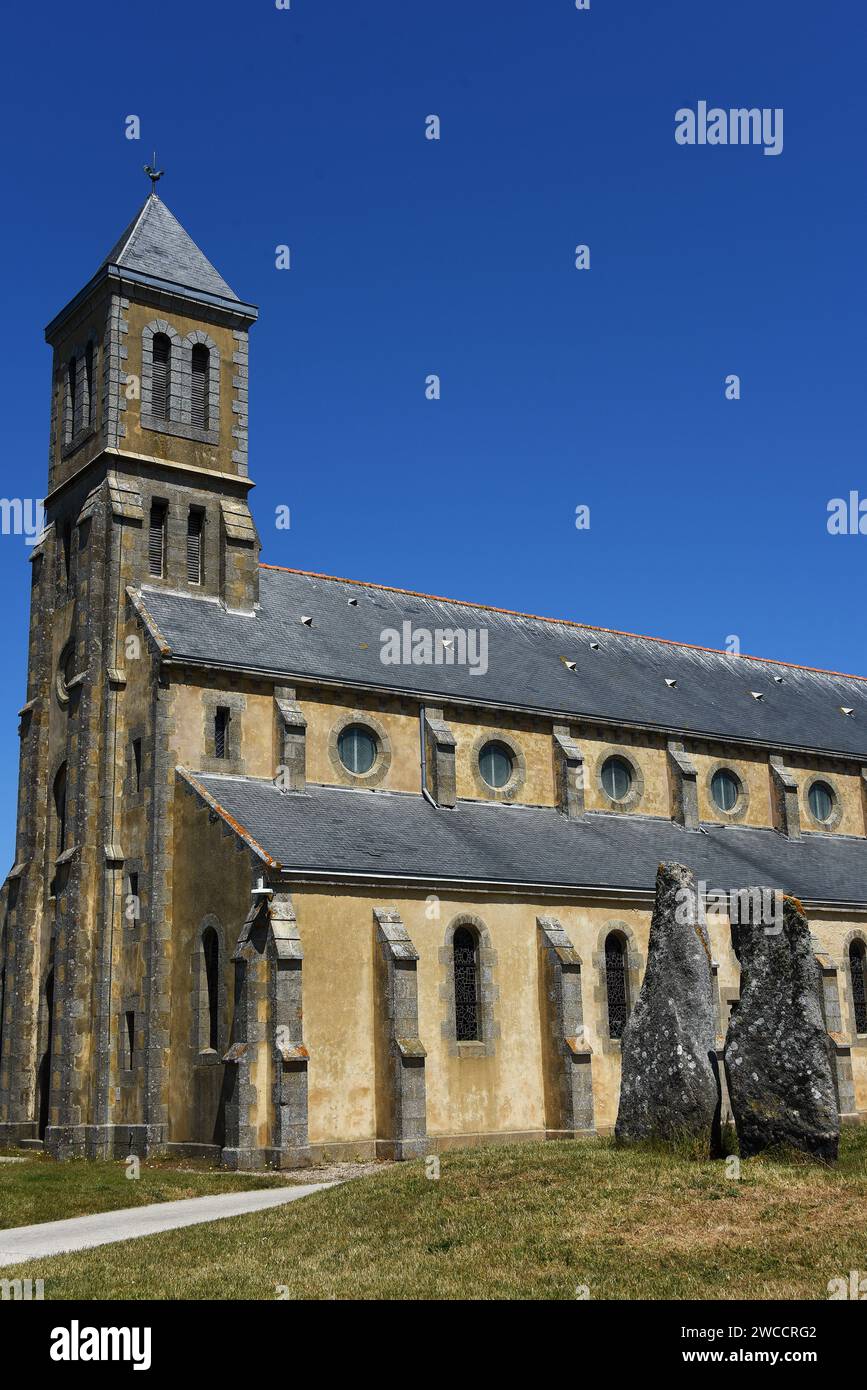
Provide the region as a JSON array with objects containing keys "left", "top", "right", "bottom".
[
  {"left": 187, "top": 509, "right": 204, "bottom": 585},
  {"left": 148, "top": 501, "right": 167, "bottom": 578},
  {"left": 214, "top": 706, "right": 230, "bottom": 760},
  {"left": 132, "top": 738, "right": 142, "bottom": 792},
  {"left": 124, "top": 1011, "right": 135, "bottom": 1071}
]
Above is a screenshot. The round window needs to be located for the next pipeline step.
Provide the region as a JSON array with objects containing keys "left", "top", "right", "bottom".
[
  {"left": 711, "top": 769, "right": 740, "bottom": 813},
  {"left": 808, "top": 780, "right": 834, "bottom": 824},
  {"left": 337, "top": 724, "right": 378, "bottom": 775},
  {"left": 601, "top": 755, "right": 633, "bottom": 802},
  {"left": 479, "top": 740, "right": 514, "bottom": 790}
]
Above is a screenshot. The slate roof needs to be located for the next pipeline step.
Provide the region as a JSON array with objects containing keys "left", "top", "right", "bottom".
[
  {"left": 183, "top": 771, "right": 867, "bottom": 904},
  {"left": 136, "top": 565, "right": 867, "bottom": 758},
  {"left": 96, "top": 195, "right": 239, "bottom": 301}
]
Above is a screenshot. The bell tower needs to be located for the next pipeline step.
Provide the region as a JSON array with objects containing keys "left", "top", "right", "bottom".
[
  {"left": 44, "top": 190, "right": 260, "bottom": 607},
  {"left": 0, "top": 188, "right": 259, "bottom": 1156}
]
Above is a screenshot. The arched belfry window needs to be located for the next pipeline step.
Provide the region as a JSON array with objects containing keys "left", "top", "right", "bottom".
[
  {"left": 66, "top": 357, "right": 79, "bottom": 439},
  {"left": 605, "top": 932, "right": 628, "bottom": 1040},
  {"left": 191, "top": 344, "right": 209, "bottom": 429},
  {"left": 53, "top": 763, "right": 67, "bottom": 855},
  {"left": 850, "top": 940, "right": 867, "bottom": 1035},
  {"left": 151, "top": 333, "right": 171, "bottom": 421},
  {"left": 453, "top": 925, "right": 480, "bottom": 1042},
  {"left": 202, "top": 926, "right": 220, "bottom": 1051}
]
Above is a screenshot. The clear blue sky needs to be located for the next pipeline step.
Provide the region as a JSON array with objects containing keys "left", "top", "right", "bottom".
[{"left": 0, "top": 0, "right": 864, "bottom": 862}]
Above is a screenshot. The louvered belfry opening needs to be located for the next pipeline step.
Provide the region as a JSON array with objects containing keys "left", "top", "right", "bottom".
[
  {"left": 191, "top": 344, "right": 209, "bottom": 429},
  {"left": 187, "top": 508, "right": 204, "bottom": 584},
  {"left": 148, "top": 501, "right": 167, "bottom": 578},
  {"left": 151, "top": 333, "right": 171, "bottom": 420},
  {"left": 67, "top": 357, "right": 78, "bottom": 437},
  {"left": 214, "top": 707, "right": 230, "bottom": 759},
  {"left": 84, "top": 340, "right": 94, "bottom": 425}
]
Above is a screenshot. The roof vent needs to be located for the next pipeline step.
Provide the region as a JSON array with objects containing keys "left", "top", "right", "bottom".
[
  {"left": 589, "top": 641, "right": 600, "bottom": 651},
  {"left": 841, "top": 706, "right": 855, "bottom": 717},
  {"left": 773, "top": 675, "right": 784, "bottom": 684},
  {"left": 750, "top": 690, "right": 764, "bottom": 701},
  {"left": 347, "top": 597, "right": 358, "bottom": 607},
  {"left": 300, "top": 615, "right": 313, "bottom": 627},
  {"left": 665, "top": 678, "right": 677, "bottom": 689},
  {"left": 563, "top": 659, "right": 577, "bottom": 671}
]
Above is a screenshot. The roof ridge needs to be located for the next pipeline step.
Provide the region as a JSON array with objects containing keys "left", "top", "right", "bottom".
[
  {"left": 108, "top": 195, "right": 153, "bottom": 266},
  {"left": 258, "top": 563, "right": 867, "bottom": 685}
]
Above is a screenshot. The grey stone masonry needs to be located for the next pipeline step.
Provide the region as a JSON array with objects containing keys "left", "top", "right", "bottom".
[
  {"left": 667, "top": 740, "right": 699, "bottom": 830},
  {"left": 616, "top": 863, "right": 721, "bottom": 1152},
  {"left": 552, "top": 724, "right": 585, "bottom": 819},
  {"left": 268, "top": 893, "right": 310, "bottom": 1165},
  {"left": 373, "top": 908, "right": 428, "bottom": 1161},
  {"left": 814, "top": 948, "right": 858, "bottom": 1121},
  {"left": 770, "top": 755, "right": 801, "bottom": 840},
  {"left": 536, "top": 916, "right": 594, "bottom": 1135},
  {"left": 724, "top": 894, "right": 839, "bottom": 1161},
  {"left": 275, "top": 686, "right": 307, "bottom": 792},
  {"left": 423, "top": 707, "right": 456, "bottom": 807}
]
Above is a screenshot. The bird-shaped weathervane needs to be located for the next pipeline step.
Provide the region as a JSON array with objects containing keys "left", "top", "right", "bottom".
[{"left": 143, "top": 155, "right": 164, "bottom": 195}]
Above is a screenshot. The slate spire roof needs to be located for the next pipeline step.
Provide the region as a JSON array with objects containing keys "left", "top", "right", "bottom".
[{"left": 96, "top": 193, "right": 239, "bottom": 302}]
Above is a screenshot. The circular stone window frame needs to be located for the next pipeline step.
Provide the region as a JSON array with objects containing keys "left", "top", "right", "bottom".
[
  {"left": 803, "top": 773, "right": 843, "bottom": 832},
  {"left": 328, "top": 711, "right": 392, "bottom": 788},
  {"left": 706, "top": 761, "right": 749, "bottom": 823},
  {"left": 596, "top": 746, "right": 644, "bottom": 812},
  {"left": 470, "top": 730, "right": 526, "bottom": 803}
]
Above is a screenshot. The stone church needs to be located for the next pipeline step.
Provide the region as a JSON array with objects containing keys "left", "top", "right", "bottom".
[{"left": 0, "top": 194, "right": 865, "bottom": 1165}]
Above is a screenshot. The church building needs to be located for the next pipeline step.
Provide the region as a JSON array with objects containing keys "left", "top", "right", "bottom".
[{"left": 0, "top": 194, "right": 865, "bottom": 1165}]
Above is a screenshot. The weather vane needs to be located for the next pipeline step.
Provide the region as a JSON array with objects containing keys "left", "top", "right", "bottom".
[{"left": 143, "top": 154, "right": 164, "bottom": 195}]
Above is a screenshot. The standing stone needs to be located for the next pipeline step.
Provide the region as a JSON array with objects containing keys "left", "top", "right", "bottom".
[
  {"left": 616, "top": 863, "right": 720, "bottom": 1150},
  {"left": 724, "top": 894, "right": 839, "bottom": 1162}
]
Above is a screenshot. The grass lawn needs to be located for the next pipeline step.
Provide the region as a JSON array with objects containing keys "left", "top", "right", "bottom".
[
  {"left": 3, "top": 1130, "right": 866, "bottom": 1299},
  {"left": 0, "top": 1152, "right": 287, "bottom": 1230}
]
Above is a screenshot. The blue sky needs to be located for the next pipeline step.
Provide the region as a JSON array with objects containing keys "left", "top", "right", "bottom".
[{"left": 0, "top": 0, "right": 864, "bottom": 860}]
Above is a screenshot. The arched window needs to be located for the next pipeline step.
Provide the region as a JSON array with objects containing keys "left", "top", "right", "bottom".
[
  {"left": 67, "top": 357, "right": 79, "bottom": 438},
  {"left": 453, "top": 925, "right": 480, "bottom": 1041},
  {"left": 605, "top": 932, "right": 628, "bottom": 1039},
  {"left": 850, "top": 940, "right": 867, "bottom": 1035},
  {"left": 191, "top": 344, "right": 209, "bottom": 429},
  {"left": 201, "top": 926, "right": 220, "bottom": 1051},
  {"left": 84, "top": 341, "right": 95, "bottom": 426},
  {"left": 53, "top": 763, "right": 67, "bottom": 855},
  {"left": 148, "top": 500, "right": 167, "bottom": 578},
  {"left": 151, "top": 333, "right": 171, "bottom": 421}
]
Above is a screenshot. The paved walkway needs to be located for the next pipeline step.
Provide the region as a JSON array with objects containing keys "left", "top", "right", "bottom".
[{"left": 0, "top": 1182, "right": 338, "bottom": 1267}]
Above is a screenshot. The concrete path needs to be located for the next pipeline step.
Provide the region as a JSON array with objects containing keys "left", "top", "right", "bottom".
[{"left": 0, "top": 1182, "right": 338, "bottom": 1267}]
